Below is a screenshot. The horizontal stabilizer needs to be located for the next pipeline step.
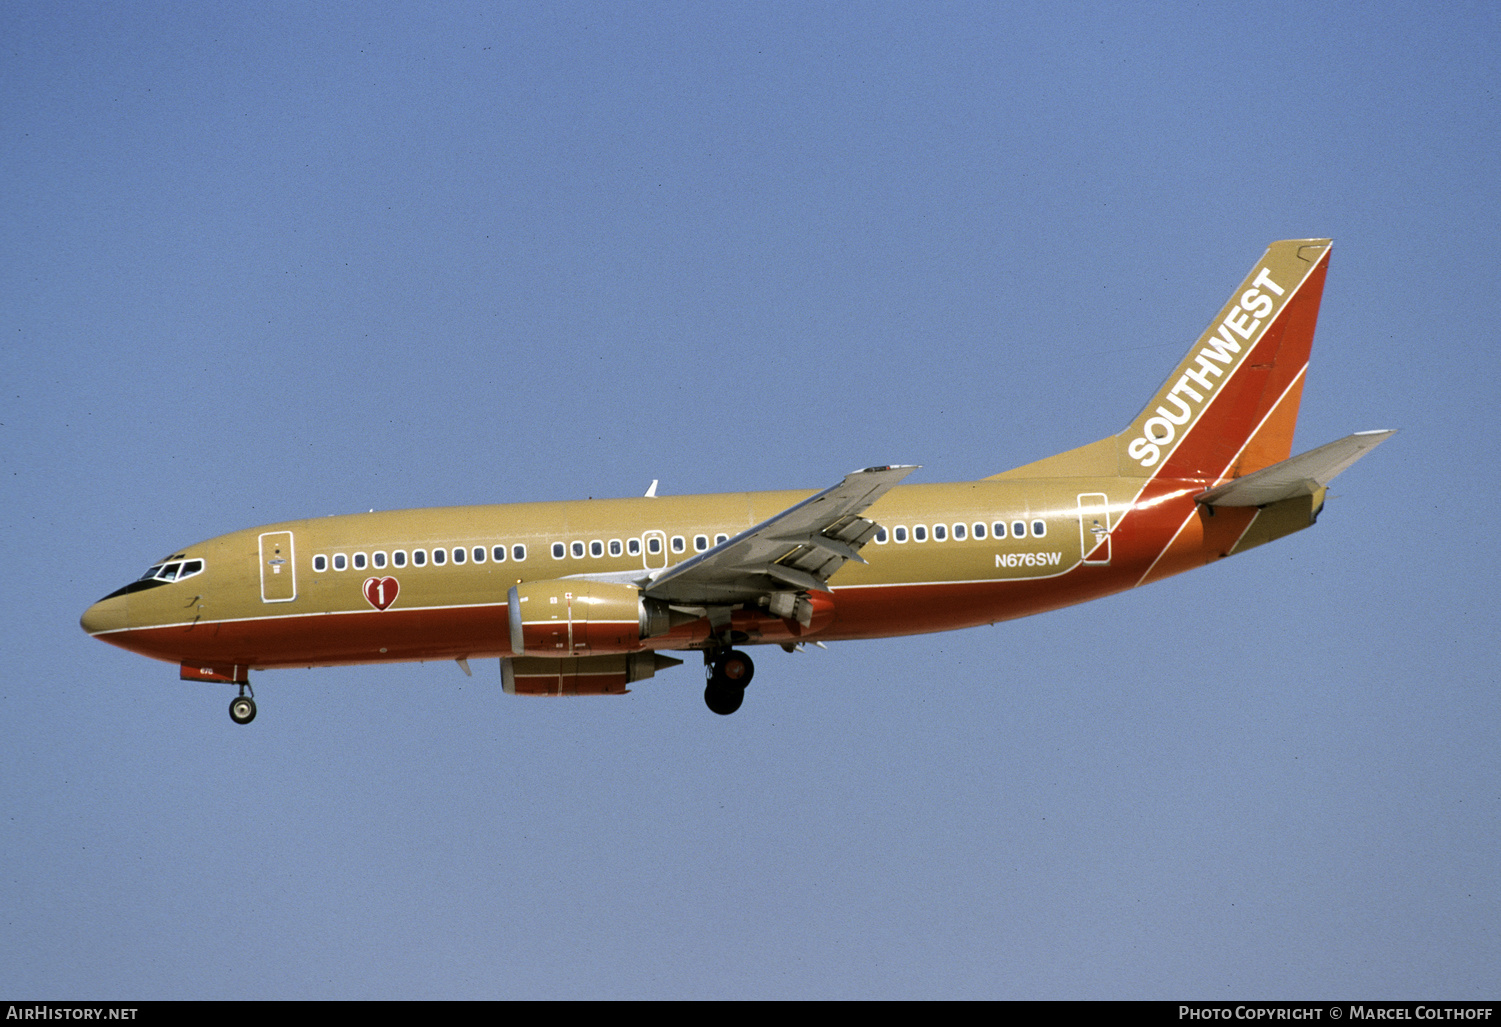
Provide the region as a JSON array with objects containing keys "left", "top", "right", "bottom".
[{"left": 1196, "top": 430, "right": 1395, "bottom": 507}]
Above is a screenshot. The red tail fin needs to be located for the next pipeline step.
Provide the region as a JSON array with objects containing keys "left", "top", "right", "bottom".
[{"left": 1118, "top": 240, "right": 1332, "bottom": 481}]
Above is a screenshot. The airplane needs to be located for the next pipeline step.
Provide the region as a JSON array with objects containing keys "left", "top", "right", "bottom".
[{"left": 81, "top": 238, "right": 1392, "bottom": 723}]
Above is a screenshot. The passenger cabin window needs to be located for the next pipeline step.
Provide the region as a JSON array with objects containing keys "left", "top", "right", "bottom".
[
  {"left": 1032, "top": 520, "right": 1047, "bottom": 538},
  {"left": 694, "top": 535, "right": 708, "bottom": 552},
  {"left": 353, "top": 553, "right": 367, "bottom": 570},
  {"left": 333, "top": 554, "right": 348, "bottom": 571},
  {"left": 715, "top": 533, "right": 728, "bottom": 545},
  {"left": 512, "top": 544, "right": 527, "bottom": 562},
  {"left": 473, "top": 546, "right": 486, "bottom": 564},
  {"left": 1012, "top": 521, "right": 1026, "bottom": 540},
  {"left": 894, "top": 526, "right": 908, "bottom": 543},
  {"left": 552, "top": 542, "right": 566, "bottom": 560},
  {"left": 934, "top": 524, "right": 947, "bottom": 541},
  {"left": 973, "top": 523, "right": 987, "bottom": 540},
  {"left": 953, "top": 523, "right": 966, "bottom": 540},
  {"left": 914, "top": 525, "right": 927, "bottom": 542},
  {"left": 313, "top": 555, "right": 328, "bottom": 572},
  {"left": 433, "top": 548, "right": 446, "bottom": 566},
  {"left": 875, "top": 527, "right": 889, "bottom": 543},
  {"left": 590, "top": 540, "right": 603, "bottom": 558},
  {"left": 648, "top": 536, "right": 662, "bottom": 554},
  {"left": 373, "top": 552, "right": 386, "bottom": 569},
  {"left": 452, "top": 547, "right": 465, "bottom": 564},
  {"left": 413, "top": 549, "right": 427, "bottom": 567},
  {"left": 993, "top": 522, "right": 1007, "bottom": 539},
  {"left": 609, "top": 539, "right": 622, "bottom": 557},
  {"left": 627, "top": 538, "right": 641, "bottom": 556},
  {"left": 671, "top": 536, "right": 686, "bottom": 554},
  {"left": 393, "top": 550, "right": 407, "bottom": 567},
  {"left": 492, "top": 545, "right": 506, "bottom": 563},
  {"left": 571, "top": 541, "right": 585, "bottom": 558}
]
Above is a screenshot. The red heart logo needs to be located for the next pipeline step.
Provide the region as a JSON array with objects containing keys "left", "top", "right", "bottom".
[{"left": 363, "top": 576, "right": 400, "bottom": 611}]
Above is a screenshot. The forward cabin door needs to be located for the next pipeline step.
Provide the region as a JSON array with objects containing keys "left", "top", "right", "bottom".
[{"left": 258, "top": 531, "right": 297, "bottom": 602}]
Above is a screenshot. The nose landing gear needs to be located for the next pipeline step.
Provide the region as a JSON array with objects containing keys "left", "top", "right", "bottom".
[
  {"left": 703, "top": 649, "right": 754, "bottom": 715},
  {"left": 229, "top": 683, "right": 256, "bottom": 725}
]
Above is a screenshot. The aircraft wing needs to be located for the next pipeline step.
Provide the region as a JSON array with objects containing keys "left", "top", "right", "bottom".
[
  {"left": 642, "top": 465, "right": 918, "bottom": 606},
  {"left": 1196, "top": 430, "right": 1396, "bottom": 507}
]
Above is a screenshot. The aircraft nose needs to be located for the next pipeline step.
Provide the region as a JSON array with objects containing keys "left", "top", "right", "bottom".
[{"left": 80, "top": 596, "right": 127, "bottom": 636}]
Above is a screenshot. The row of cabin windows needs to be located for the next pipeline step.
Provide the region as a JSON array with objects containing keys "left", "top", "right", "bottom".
[
  {"left": 549, "top": 532, "right": 732, "bottom": 560},
  {"left": 312, "top": 544, "right": 528, "bottom": 574},
  {"left": 873, "top": 519, "right": 1047, "bottom": 545},
  {"left": 311, "top": 520, "right": 1045, "bottom": 573}
]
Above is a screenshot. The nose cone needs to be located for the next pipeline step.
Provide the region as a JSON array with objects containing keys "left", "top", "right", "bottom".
[{"left": 81, "top": 596, "right": 127, "bottom": 636}]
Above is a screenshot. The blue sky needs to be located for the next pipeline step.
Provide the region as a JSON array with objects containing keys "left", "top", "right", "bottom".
[{"left": 3, "top": 1, "right": 1497, "bottom": 999}]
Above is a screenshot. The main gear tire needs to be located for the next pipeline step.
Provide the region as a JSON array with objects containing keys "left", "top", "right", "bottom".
[
  {"left": 716, "top": 650, "right": 754, "bottom": 686},
  {"left": 704, "top": 682, "right": 745, "bottom": 716}
]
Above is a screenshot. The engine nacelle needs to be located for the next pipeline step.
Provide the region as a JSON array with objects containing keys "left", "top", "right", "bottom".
[
  {"left": 508, "top": 579, "right": 677, "bottom": 656},
  {"left": 502, "top": 652, "right": 684, "bottom": 696}
]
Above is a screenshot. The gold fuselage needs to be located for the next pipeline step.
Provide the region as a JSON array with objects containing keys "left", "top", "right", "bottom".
[{"left": 80, "top": 470, "right": 1287, "bottom": 673}]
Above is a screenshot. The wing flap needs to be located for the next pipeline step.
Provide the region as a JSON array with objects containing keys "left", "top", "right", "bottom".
[
  {"left": 1196, "top": 430, "right": 1395, "bottom": 507},
  {"left": 644, "top": 465, "right": 918, "bottom": 604}
]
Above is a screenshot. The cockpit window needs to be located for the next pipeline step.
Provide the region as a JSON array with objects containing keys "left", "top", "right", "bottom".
[
  {"left": 106, "top": 557, "right": 205, "bottom": 600},
  {"left": 136, "top": 559, "right": 204, "bottom": 584}
]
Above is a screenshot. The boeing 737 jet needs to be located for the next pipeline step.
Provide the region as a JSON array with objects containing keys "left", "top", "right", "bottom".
[{"left": 81, "top": 239, "right": 1391, "bottom": 721}]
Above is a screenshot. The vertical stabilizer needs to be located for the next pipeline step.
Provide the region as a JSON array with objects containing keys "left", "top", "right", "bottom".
[{"left": 1119, "top": 239, "right": 1331, "bottom": 481}]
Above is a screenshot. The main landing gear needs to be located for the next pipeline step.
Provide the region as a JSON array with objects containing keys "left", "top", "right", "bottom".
[
  {"left": 704, "top": 649, "right": 754, "bottom": 715},
  {"left": 229, "top": 683, "right": 257, "bottom": 725}
]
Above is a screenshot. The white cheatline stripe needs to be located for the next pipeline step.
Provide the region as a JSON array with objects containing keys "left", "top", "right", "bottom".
[{"left": 87, "top": 599, "right": 511, "bottom": 636}]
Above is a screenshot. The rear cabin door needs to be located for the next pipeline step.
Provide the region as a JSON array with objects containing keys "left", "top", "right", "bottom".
[
  {"left": 1076, "top": 494, "right": 1113, "bottom": 566},
  {"left": 259, "top": 531, "right": 297, "bottom": 602}
]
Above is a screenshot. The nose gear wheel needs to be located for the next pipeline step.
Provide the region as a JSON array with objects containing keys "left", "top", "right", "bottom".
[{"left": 229, "top": 682, "right": 256, "bottom": 725}]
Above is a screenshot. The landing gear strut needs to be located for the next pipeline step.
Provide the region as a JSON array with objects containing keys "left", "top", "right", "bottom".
[
  {"left": 229, "top": 683, "right": 256, "bottom": 725},
  {"left": 704, "top": 649, "right": 754, "bottom": 715}
]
